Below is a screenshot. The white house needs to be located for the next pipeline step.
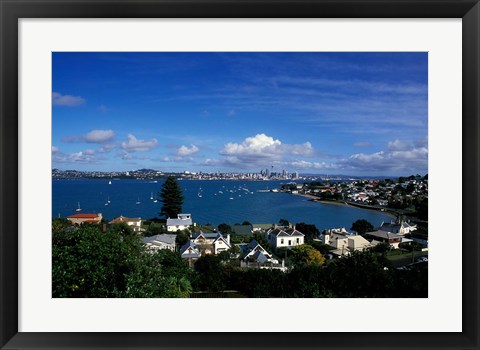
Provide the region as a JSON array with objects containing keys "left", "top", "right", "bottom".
[
  {"left": 143, "top": 234, "right": 176, "bottom": 251},
  {"left": 321, "top": 228, "right": 374, "bottom": 256},
  {"left": 191, "top": 231, "right": 231, "bottom": 255},
  {"left": 109, "top": 215, "right": 143, "bottom": 233},
  {"left": 239, "top": 239, "right": 286, "bottom": 271},
  {"left": 265, "top": 225, "right": 305, "bottom": 249},
  {"left": 380, "top": 220, "right": 417, "bottom": 235},
  {"left": 179, "top": 241, "right": 201, "bottom": 261},
  {"left": 166, "top": 213, "right": 193, "bottom": 232}
]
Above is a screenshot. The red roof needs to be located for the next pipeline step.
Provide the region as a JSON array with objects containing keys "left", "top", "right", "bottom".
[{"left": 67, "top": 213, "right": 100, "bottom": 219}]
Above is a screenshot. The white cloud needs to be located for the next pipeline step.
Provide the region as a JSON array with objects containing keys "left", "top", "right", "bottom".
[
  {"left": 176, "top": 144, "right": 199, "bottom": 156},
  {"left": 83, "top": 149, "right": 95, "bottom": 155},
  {"left": 341, "top": 146, "right": 428, "bottom": 173},
  {"left": 98, "top": 143, "right": 116, "bottom": 153},
  {"left": 121, "top": 134, "right": 158, "bottom": 152},
  {"left": 52, "top": 150, "right": 96, "bottom": 164},
  {"left": 221, "top": 133, "right": 313, "bottom": 158},
  {"left": 52, "top": 146, "right": 59, "bottom": 154},
  {"left": 84, "top": 129, "right": 115, "bottom": 143},
  {"left": 52, "top": 92, "right": 86, "bottom": 107},
  {"left": 388, "top": 139, "right": 411, "bottom": 151}
]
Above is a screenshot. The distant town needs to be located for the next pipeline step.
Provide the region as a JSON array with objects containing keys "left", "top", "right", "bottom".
[{"left": 52, "top": 168, "right": 406, "bottom": 182}]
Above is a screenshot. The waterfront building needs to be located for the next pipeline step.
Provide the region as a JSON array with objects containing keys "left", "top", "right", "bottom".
[
  {"left": 109, "top": 215, "right": 143, "bottom": 233},
  {"left": 67, "top": 213, "right": 102, "bottom": 225},
  {"left": 380, "top": 220, "right": 417, "bottom": 235},
  {"left": 166, "top": 213, "right": 193, "bottom": 232},
  {"left": 265, "top": 225, "right": 305, "bottom": 249},
  {"left": 143, "top": 234, "right": 176, "bottom": 251}
]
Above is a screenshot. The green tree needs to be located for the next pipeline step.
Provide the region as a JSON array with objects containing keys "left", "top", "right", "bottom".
[
  {"left": 350, "top": 219, "right": 374, "bottom": 235},
  {"left": 158, "top": 176, "right": 184, "bottom": 219},
  {"left": 217, "top": 223, "right": 233, "bottom": 235},
  {"left": 279, "top": 218, "right": 290, "bottom": 227},
  {"left": 295, "top": 222, "right": 320, "bottom": 244},
  {"left": 290, "top": 244, "right": 326, "bottom": 267}
]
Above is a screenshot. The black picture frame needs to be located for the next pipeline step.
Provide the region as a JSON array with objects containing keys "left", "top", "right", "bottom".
[{"left": 1, "top": 1, "right": 479, "bottom": 349}]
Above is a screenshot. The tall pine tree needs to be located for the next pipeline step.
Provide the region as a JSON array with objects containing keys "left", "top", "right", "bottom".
[{"left": 158, "top": 176, "right": 184, "bottom": 219}]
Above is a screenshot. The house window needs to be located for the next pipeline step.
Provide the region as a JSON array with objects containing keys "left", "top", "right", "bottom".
[
  {"left": 281, "top": 239, "right": 284, "bottom": 244},
  {"left": 288, "top": 240, "right": 291, "bottom": 246},
  {"left": 296, "top": 238, "right": 299, "bottom": 243}
]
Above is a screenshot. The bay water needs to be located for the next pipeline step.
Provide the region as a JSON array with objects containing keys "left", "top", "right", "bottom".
[{"left": 52, "top": 179, "right": 393, "bottom": 231}]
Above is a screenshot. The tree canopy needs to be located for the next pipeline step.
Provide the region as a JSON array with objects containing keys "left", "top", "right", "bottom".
[
  {"left": 158, "top": 176, "right": 184, "bottom": 219},
  {"left": 350, "top": 219, "right": 374, "bottom": 235}
]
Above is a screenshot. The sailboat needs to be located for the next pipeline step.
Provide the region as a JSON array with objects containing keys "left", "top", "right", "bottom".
[
  {"left": 136, "top": 197, "right": 141, "bottom": 205},
  {"left": 105, "top": 196, "right": 110, "bottom": 206},
  {"left": 198, "top": 187, "right": 203, "bottom": 198},
  {"left": 76, "top": 202, "right": 82, "bottom": 212},
  {"left": 108, "top": 180, "right": 112, "bottom": 185},
  {"left": 150, "top": 192, "right": 154, "bottom": 200}
]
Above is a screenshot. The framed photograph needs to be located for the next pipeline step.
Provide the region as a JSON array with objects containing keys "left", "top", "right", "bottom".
[{"left": 1, "top": 0, "right": 478, "bottom": 349}]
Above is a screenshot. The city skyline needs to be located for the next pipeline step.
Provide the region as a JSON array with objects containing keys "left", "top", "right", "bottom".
[{"left": 52, "top": 52, "right": 428, "bottom": 176}]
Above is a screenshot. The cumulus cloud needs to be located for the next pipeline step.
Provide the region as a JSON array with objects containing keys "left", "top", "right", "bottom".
[
  {"left": 121, "top": 134, "right": 158, "bottom": 152},
  {"left": 176, "top": 144, "right": 199, "bottom": 156},
  {"left": 341, "top": 146, "right": 428, "bottom": 173},
  {"left": 84, "top": 129, "right": 115, "bottom": 143},
  {"left": 52, "top": 150, "right": 96, "bottom": 164},
  {"left": 98, "top": 143, "right": 116, "bottom": 153},
  {"left": 221, "top": 134, "right": 313, "bottom": 158},
  {"left": 52, "top": 92, "right": 86, "bottom": 107},
  {"left": 63, "top": 129, "right": 115, "bottom": 144},
  {"left": 388, "top": 139, "right": 412, "bottom": 151},
  {"left": 203, "top": 134, "right": 315, "bottom": 169}
]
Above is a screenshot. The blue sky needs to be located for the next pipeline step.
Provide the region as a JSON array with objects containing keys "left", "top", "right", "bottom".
[{"left": 52, "top": 52, "right": 428, "bottom": 176}]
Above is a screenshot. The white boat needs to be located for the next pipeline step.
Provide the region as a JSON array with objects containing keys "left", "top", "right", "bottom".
[
  {"left": 136, "top": 197, "right": 141, "bottom": 205},
  {"left": 108, "top": 180, "right": 112, "bottom": 185},
  {"left": 76, "top": 202, "right": 82, "bottom": 212},
  {"left": 150, "top": 192, "right": 154, "bottom": 200}
]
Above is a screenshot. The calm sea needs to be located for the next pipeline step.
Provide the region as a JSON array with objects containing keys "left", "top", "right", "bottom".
[{"left": 52, "top": 179, "right": 393, "bottom": 231}]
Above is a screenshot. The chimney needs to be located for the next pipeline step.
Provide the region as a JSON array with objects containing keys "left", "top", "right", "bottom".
[
  {"left": 102, "top": 224, "right": 107, "bottom": 233},
  {"left": 226, "top": 234, "right": 230, "bottom": 245}
]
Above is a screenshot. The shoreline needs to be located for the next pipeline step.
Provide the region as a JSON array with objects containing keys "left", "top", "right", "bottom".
[{"left": 291, "top": 192, "right": 397, "bottom": 219}]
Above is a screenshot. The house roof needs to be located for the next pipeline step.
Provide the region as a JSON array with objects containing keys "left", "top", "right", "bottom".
[
  {"left": 267, "top": 226, "right": 305, "bottom": 238},
  {"left": 67, "top": 213, "right": 101, "bottom": 219},
  {"left": 167, "top": 218, "right": 192, "bottom": 226},
  {"left": 192, "top": 231, "right": 221, "bottom": 240},
  {"left": 179, "top": 241, "right": 201, "bottom": 258},
  {"left": 143, "top": 234, "right": 176, "bottom": 245},
  {"left": 232, "top": 224, "right": 253, "bottom": 236},
  {"left": 252, "top": 223, "right": 274, "bottom": 230},
  {"left": 110, "top": 216, "right": 141, "bottom": 224},
  {"left": 367, "top": 230, "right": 402, "bottom": 240}
]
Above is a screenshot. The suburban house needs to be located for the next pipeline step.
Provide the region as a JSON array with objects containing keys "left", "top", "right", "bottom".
[
  {"left": 109, "top": 216, "right": 143, "bottom": 233},
  {"left": 380, "top": 220, "right": 417, "bottom": 235},
  {"left": 67, "top": 213, "right": 102, "bottom": 225},
  {"left": 239, "top": 239, "right": 286, "bottom": 271},
  {"left": 321, "top": 228, "right": 374, "bottom": 256},
  {"left": 179, "top": 241, "right": 201, "bottom": 262},
  {"left": 143, "top": 234, "right": 176, "bottom": 251},
  {"left": 265, "top": 225, "right": 305, "bottom": 249},
  {"left": 191, "top": 231, "right": 231, "bottom": 255},
  {"left": 365, "top": 230, "right": 406, "bottom": 249},
  {"left": 166, "top": 213, "right": 193, "bottom": 232}
]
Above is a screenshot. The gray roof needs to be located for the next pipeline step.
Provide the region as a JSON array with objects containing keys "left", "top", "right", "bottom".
[
  {"left": 267, "top": 227, "right": 305, "bottom": 238},
  {"left": 232, "top": 224, "right": 253, "bottom": 236},
  {"left": 367, "top": 230, "right": 402, "bottom": 240},
  {"left": 179, "top": 241, "right": 201, "bottom": 258},
  {"left": 192, "top": 231, "right": 221, "bottom": 240},
  {"left": 167, "top": 218, "right": 192, "bottom": 226},
  {"left": 143, "top": 234, "right": 176, "bottom": 245}
]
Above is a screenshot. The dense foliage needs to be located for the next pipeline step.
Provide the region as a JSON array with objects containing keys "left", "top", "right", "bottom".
[
  {"left": 52, "top": 219, "right": 427, "bottom": 299},
  {"left": 52, "top": 221, "right": 191, "bottom": 298},
  {"left": 158, "top": 176, "right": 184, "bottom": 219}
]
